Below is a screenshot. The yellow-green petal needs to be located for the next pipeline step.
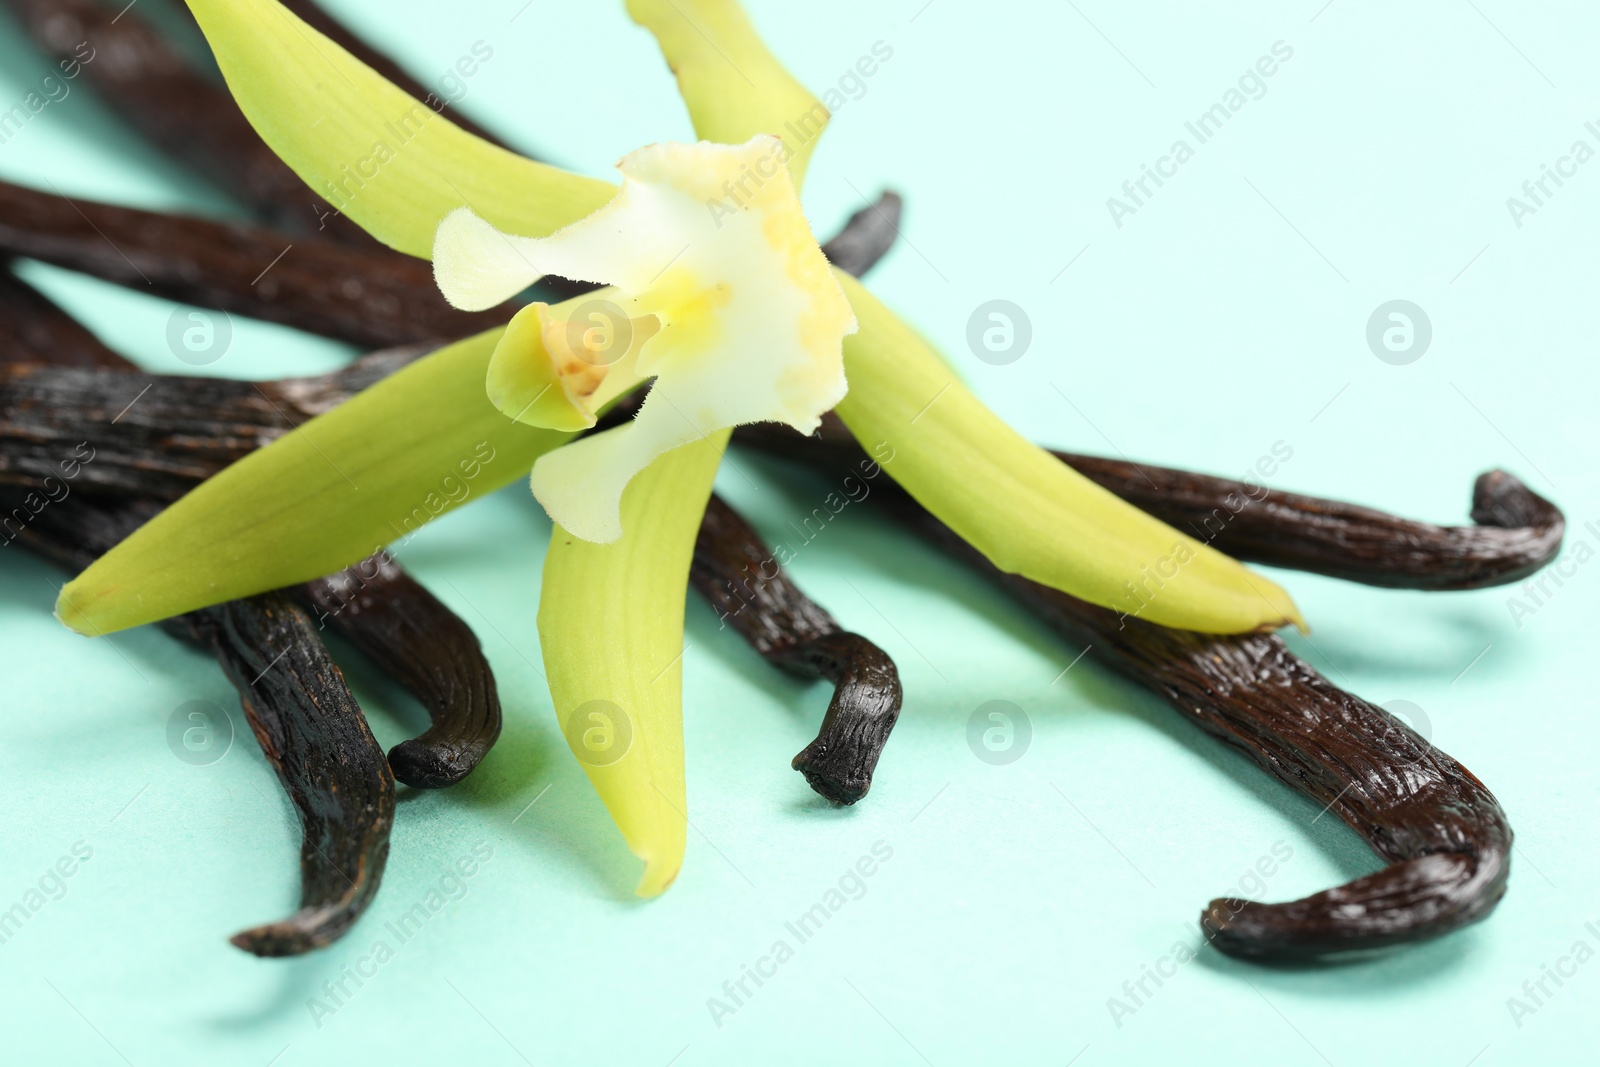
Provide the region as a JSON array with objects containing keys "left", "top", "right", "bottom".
[
  {"left": 540, "top": 0, "right": 825, "bottom": 893},
  {"left": 627, "top": 0, "right": 828, "bottom": 184},
  {"left": 537, "top": 433, "right": 726, "bottom": 897},
  {"left": 56, "top": 330, "right": 571, "bottom": 635},
  {"left": 833, "top": 273, "right": 1304, "bottom": 635},
  {"left": 185, "top": 0, "right": 614, "bottom": 258}
]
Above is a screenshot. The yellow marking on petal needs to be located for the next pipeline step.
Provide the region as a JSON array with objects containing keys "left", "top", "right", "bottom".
[
  {"left": 486, "top": 305, "right": 595, "bottom": 433},
  {"left": 636, "top": 267, "right": 730, "bottom": 370}
]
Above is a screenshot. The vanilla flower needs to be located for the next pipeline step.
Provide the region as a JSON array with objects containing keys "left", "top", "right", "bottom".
[
  {"left": 432, "top": 137, "right": 855, "bottom": 543},
  {"left": 57, "top": 0, "right": 1303, "bottom": 897}
]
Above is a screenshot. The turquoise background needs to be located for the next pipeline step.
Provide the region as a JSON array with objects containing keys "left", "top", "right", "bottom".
[{"left": 2, "top": 1, "right": 1597, "bottom": 1064}]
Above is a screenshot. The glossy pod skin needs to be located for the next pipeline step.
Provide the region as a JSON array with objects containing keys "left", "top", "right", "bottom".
[
  {"left": 0, "top": 344, "right": 893, "bottom": 805},
  {"left": 630, "top": 190, "right": 910, "bottom": 803},
  {"left": 1056, "top": 451, "right": 1564, "bottom": 591},
  {"left": 0, "top": 275, "right": 482, "bottom": 954},
  {"left": 744, "top": 422, "right": 1533, "bottom": 961},
  {"left": 736, "top": 412, "right": 1565, "bottom": 593},
  {"left": 3, "top": 0, "right": 1541, "bottom": 959},
  {"left": 993, "top": 567, "right": 1512, "bottom": 961},
  {"left": 0, "top": 180, "right": 513, "bottom": 349},
  {"left": 0, "top": 346, "right": 435, "bottom": 500},
  {"left": 692, "top": 495, "right": 902, "bottom": 804},
  {"left": 0, "top": 272, "right": 128, "bottom": 369},
  {"left": 3, "top": 0, "right": 373, "bottom": 244},
  {"left": 0, "top": 286, "right": 419, "bottom": 953},
  {"left": 0, "top": 271, "right": 501, "bottom": 792},
  {"left": 6, "top": 491, "right": 394, "bottom": 957},
  {"left": 0, "top": 0, "right": 831, "bottom": 955},
  {"left": 293, "top": 552, "right": 502, "bottom": 790},
  {"left": 194, "top": 593, "right": 396, "bottom": 957},
  {"left": 0, "top": 180, "right": 911, "bottom": 799}
]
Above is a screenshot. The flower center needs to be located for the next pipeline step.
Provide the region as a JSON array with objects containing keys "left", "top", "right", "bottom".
[
  {"left": 433, "top": 137, "right": 857, "bottom": 543},
  {"left": 633, "top": 267, "right": 731, "bottom": 368},
  {"left": 486, "top": 297, "right": 660, "bottom": 432}
]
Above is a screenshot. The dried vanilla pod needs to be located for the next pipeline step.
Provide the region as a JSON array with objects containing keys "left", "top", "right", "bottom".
[
  {"left": 692, "top": 495, "right": 901, "bottom": 803},
  {"left": 2, "top": 0, "right": 371, "bottom": 244},
  {"left": 749, "top": 419, "right": 1518, "bottom": 959},
  {"left": 0, "top": 345, "right": 436, "bottom": 500},
  {"left": 0, "top": 275, "right": 501, "bottom": 793},
  {"left": 6, "top": 490, "right": 393, "bottom": 957},
  {"left": 0, "top": 180, "right": 512, "bottom": 348},
  {"left": 292, "top": 552, "right": 502, "bottom": 790},
  {"left": 736, "top": 413, "right": 1565, "bottom": 591}
]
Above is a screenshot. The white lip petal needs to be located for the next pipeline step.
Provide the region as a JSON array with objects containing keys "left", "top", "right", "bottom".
[
  {"left": 531, "top": 317, "right": 850, "bottom": 542},
  {"left": 437, "top": 137, "right": 857, "bottom": 540},
  {"left": 432, "top": 207, "right": 550, "bottom": 311}
]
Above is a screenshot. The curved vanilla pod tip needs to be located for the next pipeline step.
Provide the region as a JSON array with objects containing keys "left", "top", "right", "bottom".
[
  {"left": 690, "top": 495, "right": 902, "bottom": 804},
  {"left": 3, "top": 489, "right": 395, "bottom": 957},
  {"left": 1057, "top": 454, "right": 1565, "bottom": 592},
  {"left": 197, "top": 593, "right": 395, "bottom": 957},
  {"left": 740, "top": 414, "right": 1520, "bottom": 960},
  {"left": 292, "top": 552, "right": 502, "bottom": 790},
  {"left": 736, "top": 415, "right": 1565, "bottom": 594},
  {"left": 924, "top": 513, "right": 1513, "bottom": 961}
]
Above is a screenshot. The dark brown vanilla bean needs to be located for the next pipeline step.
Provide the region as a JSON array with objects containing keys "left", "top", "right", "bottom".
[
  {"left": 692, "top": 496, "right": 901, "bottom": 803},
  {"left": 4, "top": 193, "right": 894, "bottom": 803},
  {"left": 194, "top": 592, "right": 395, "bottom": 957},
  {"left": 0, "top": 281, "right": 501, "bottom": 788},
  {"left": 2, "top": 0, "right": 371, "bottom": 245},
  {"left": 291, "top": 553, "right": 502, "bottom": 789},
  {"left": 0, "top": 190, "right": 906, "bottom": 497},
  {"left": 751, "top": 429, "right": 1515, "bottom": 959},
  {"left": 1056, "top": 452, "right": 1564, "bottom": 591},
  {"left": 820, "top": 192, "right": 904, "bottom": 278},
  {"left": 0, "top": 356, "right": 505, "bottom": 788},
  {"left": 0, "top": 187, "right": 909, "bottom": 788},
  {"left": 948, "top": 523, "right": 1510, "bottom": 959},
  {"left": 0, "top": 346, "right": 435, "bottom": 500},
  {"left": 734, "top": 413, "right": 1565, "bottom": 592},
  {"left": 7, "top": 491, "right": 393, "bottom": 956},
  {"left": 0, "top": 489, "right": 159, "bottom": 575},
  {"left": 0, "top": 272, "right": 127, "bottom": 370},
  {"left": 0, "top": 180, "right": 513, "bottom": 349},
  {"left": 0, "top": 458, "right": 503, "bottom": 793}
]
